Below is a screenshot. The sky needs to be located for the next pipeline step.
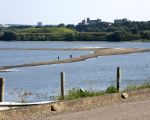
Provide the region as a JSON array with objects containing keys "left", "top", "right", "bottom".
[{"left": 0, "top": 0, "right": 150, "bottom": 25}]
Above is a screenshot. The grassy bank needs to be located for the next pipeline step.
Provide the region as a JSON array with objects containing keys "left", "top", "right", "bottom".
[
  {"left": 5, "top": 82, "right": 150, "bottom": 103},
  {"left": 60, "top": 82, "right": 150, "bottom": 100}
]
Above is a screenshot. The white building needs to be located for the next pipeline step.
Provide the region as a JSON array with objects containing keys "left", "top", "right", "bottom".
[
  {"left": 37, "top": 22, "right": 43, "bottom": 27},
  {"left": 78, "top": 18, "right": 102, "bottom": 25},
  {"left": 114, "top": 18, "right": 128, "bottom": 24},
  {"left": 0, "top": 24, "right": 10, "bottom": 28},
  {"left": 0, "top": 24, "right": 3, "bottom": 27}
]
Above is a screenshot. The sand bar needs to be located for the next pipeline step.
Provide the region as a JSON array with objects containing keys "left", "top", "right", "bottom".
[{"left": 0, "top": 48, "right": 150, "bottom": 70}]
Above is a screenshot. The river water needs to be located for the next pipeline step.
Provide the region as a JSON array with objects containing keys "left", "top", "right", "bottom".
[{"left": 0, "top": 41, "right": 150, "bottom": 102}]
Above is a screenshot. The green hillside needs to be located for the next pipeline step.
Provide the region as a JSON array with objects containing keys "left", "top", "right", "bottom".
[{"left": 16, "top": 27, "right": 76, "bottom": 34}]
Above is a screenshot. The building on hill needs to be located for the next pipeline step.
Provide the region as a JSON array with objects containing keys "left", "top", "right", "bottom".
[
  {"left": 78, "top": 18, "right": 102, "bottom": 25},
  {"left": 114, "top": 18, "right": 128, "bottom": 24},
  {"left": 6, "top": 24, "right": 23, "bottom": 27},
  {"left": 0, "top": 24, "right": 3, "bottom": 27},
  {"left": 0, "top": 24, "right": 10, "bottom": 28},
  {"left": 37, "top": 22, "right": 43, "bottom": 27}
]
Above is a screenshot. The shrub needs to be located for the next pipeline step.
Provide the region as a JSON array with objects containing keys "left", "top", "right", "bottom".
[
  {"left": 106, "top": 86, "right": 118, "bottom": 93},
  {"left": 63, "top": 88, "right": 105, "bottom": 100},
  {"left": 2, "top": 31, "right": 18, "bottom": 40}
]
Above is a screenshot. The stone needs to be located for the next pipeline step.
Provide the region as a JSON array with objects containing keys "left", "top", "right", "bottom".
[
  {"left": 121, "top": 93, "right": 129, "bottom": 99},
  {"left": 51, "top": 103, "right": 65, "bottom": 111}
]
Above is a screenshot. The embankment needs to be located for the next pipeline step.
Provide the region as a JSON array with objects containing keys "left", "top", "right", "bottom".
[{"left": 0, "top": 89, "right": 150, "bottom": 120}]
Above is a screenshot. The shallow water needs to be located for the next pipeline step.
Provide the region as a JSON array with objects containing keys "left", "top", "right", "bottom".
[
  {"left": 0, "top": 41, "right": 150, "bottom": 102},
  {"left": 1, "top": 52, "right": 150, "bottom": 102},
  {"left": 0, "top": 50, "right": 91, "bottom": 66},
  {"left": 0, "top": 41, "right": 150, "bottom": 49}
]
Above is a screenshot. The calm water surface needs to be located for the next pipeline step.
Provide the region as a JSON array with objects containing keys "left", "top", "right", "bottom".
[
  {"left": 0, "top": 41, "right": 150, "bottom": 48},
  {"left": 0, "top": 41, "right": 150, "bottom": 102},
  {"left": 0, "top": 50, "right": 91, "bottom": 66}
]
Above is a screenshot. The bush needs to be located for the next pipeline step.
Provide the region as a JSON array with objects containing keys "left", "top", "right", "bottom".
[
  {"left": 139, "top": 82, "right": 150, "bottom": 89},
  {"left": 2, "top": 31, "right": 18, "bottom": 41},
  {"left": 106, "top": 86, "right": 118, "bottom": 93},
  {"left": 63, "top": 88, "right": 105, "bottom": 100}
]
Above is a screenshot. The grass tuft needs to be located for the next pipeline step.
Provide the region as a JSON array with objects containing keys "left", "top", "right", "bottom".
[
  {"left": 61, "top": 88, "right": 105, "bottom": 100},
  {"left": 125, "top": 82, "right": 150, "bottom": 91},
  {"left": 106, "top": 85, "right": 118, "bottom": 93}
]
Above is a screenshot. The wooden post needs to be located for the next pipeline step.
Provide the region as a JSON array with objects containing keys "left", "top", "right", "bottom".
[
  {"left": 116, "top": 67, "right": 121, "bottom": 92},
  {"left": 60, "top": 72, "right": 65, "bottom": 99},
  {"left": 0, "top": 78, "right": 5, "bottom": 102}
]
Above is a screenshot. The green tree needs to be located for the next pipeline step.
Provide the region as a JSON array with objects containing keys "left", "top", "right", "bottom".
[
  {"left": 2, "top": 31, "right": 18, "bottom": 41},
  {"left": 107, "top": 31, "right": 124, "bottom": 41},
  {"left": 66, "top": 24, "right": 76, "bottom": 30},
  {"left": 140, "top": 31, "right": 150, "bottom": 40},
  {"left": 64, "top": 33, "right": 74, "bottom": 41},
  {"left": 58, "top": 23, "right": 65, "bottom": 27}
]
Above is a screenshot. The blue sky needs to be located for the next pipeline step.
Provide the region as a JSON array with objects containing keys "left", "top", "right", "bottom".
[{"left": 0, "top": 0, "right": 149, "bottom": 25}]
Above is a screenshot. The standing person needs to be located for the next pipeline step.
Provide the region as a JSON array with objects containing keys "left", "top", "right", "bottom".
[{"left": 70, "top": 55, "right": 72, "bottom": 59}]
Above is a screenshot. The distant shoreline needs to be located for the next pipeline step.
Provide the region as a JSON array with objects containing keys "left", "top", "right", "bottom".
[{"left": 0, "top": 40, "right": 150, "bottom": 42}]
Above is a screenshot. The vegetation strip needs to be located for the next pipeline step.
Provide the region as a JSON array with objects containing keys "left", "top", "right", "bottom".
[
  {"left": 0, "top": 48, "right": 150, "bottom": 70},
  {"left": 1, "top": 21, "right": 150, "bottom": 41},
  {"left": 61, "top": 82, "right": 150, "bottom": 100}
]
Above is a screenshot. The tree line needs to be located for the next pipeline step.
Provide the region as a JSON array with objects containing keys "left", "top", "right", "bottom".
[{"left": 0, "top": 20, "right": 150, "bottom": 41}]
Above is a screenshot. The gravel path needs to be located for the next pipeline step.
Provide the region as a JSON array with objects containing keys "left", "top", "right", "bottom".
[{"left": 42, "top": 100, "right": 150, "bottom": 120}]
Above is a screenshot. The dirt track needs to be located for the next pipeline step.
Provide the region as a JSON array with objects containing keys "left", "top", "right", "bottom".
[{"left": 43, "top": 100, "right": 150, "bottom": 120}]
